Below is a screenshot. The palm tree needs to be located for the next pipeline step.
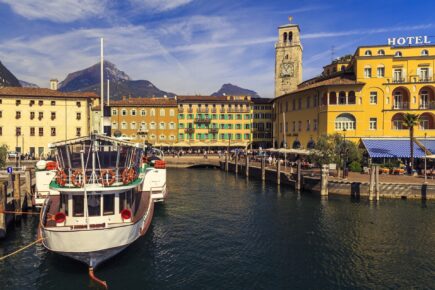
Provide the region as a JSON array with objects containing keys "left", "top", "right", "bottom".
[{"left": 402, "top": 113, "right": 420, "bottom": 172}]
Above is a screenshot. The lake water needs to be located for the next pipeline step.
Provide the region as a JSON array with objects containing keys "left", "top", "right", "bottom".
[{"left": 0, "top": 168, "right": 434, "bottom": 289}]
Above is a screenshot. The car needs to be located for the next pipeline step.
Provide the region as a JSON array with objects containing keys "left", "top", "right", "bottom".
[{"left": 7, "top": 151, "right": 19, "bottom": 158}]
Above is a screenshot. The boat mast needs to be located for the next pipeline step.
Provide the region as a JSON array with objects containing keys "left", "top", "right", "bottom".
[
  {"left": 100, "top": 37, "right": 104, "bottom": 135},
  {"left": 107, "top": 79, "right": 110, "bottom": 106}
]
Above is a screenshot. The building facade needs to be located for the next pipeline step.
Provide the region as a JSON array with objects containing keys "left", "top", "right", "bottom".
[
  {"left": 273, "top": 27, "right": 435, "bottom": 149},
  {"left": 177, "top": 96, "right": 253, "bottom": 147},
  {"left": 110, "top": 98, "right": 178, "bottom": 145},
  {"left": 252, "top": 98, "right": 273, "bottom": 149},
  {"left": 0, "top": 87, "right": 98, "bottom": 156}
]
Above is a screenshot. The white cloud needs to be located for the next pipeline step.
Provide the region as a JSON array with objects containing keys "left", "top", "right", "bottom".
[
  {"left": 128, "top": 0, "right": 193, "bottom": 12},
  {"left": 0, "top": 0, "right": 108, "bottom": 22}
]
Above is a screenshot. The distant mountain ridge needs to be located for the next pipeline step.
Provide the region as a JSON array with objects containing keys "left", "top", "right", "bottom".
[
  {"left": 0, "top": 61, "right": 21, "bottom": 87},
  {"left": 19, "top": 80, "right": 39, "bottom": 88},
  {"left": 59, "top": 61, "right": 175, "bottom": 99},
  {"left": 212, "top": 83, "right": 261, "bottom": 98}
]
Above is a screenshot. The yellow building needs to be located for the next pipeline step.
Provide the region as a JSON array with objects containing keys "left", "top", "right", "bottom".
[
  {"left": 110, "top": 97, "right": 178, "bottom": 145},
  {"left": 273, "top": 20, "right": 435, "bottom": 154},
  {"left": 0, "top": 87, "right": 98, "bottom": 157},
  {"left": 252, "top": 98, "right": 273, "bottom": 148},
  {"left": 177, "top": 95, "right": 253, "bottom": 147}
]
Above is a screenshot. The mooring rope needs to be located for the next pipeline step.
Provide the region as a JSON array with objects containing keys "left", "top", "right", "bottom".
[{"left": 0, "top": 238, "right": 43, "bottom": 261}]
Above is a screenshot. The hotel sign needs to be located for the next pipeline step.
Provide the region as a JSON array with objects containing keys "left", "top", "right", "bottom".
[{"left": 388, "top": 36, "right": 431, "bottom": 46}]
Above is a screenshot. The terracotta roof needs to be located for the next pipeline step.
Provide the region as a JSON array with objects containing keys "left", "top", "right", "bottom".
[
  {"left": 0, "top": 87, "right": 98, "bottom": 98},
  {"left": 177, "top": 95, "right": 251, "bottom": 103},
  {"left": 110, "top": 97, "right": 177, "bottom": 107}
]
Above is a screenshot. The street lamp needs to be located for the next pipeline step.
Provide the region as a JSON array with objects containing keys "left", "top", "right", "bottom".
[{"left": 343, "top": 128, "right": 347, "bottom": 178}]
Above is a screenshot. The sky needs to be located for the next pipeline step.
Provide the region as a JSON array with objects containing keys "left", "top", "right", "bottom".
[{"left": 0, "top": 0, "right": 434, "bottom": 98}]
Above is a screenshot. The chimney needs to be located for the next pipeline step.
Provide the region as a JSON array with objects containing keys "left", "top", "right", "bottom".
[
  {"left": 50, "top": 79, "right": 58, "bottom": 90},
  {"left": 122, "top": 95, "right": 127, "bottom": 101}
]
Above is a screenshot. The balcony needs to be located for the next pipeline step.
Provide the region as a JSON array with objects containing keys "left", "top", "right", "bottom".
[
  {"left": 185, "top": 127, "right": 195, "bottom": 134},
  {"left": 194, "top": 117, "right": 211, "bottom": 124},
  {"left": 392, "top": 102, "right": 409, "bottom": 110},
  {"left": 392, "top": 78, "right": 406, "bottom": 84},
  {"left": 209, "top": 128, "right": 219, "bottom": 134},
  {"left": 418, "top": 77, "right": 433, "bottom": 83},
  {"left": 419, "top": 102, "right": 435, "bottom": 110}
]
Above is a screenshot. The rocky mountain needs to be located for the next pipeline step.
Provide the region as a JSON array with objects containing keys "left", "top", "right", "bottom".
[
  {"left": 0, "top": 61, "right": 21, "bottom": 87},
  {"left": 212, "top": 83, "right": 261, "bottom": 98},
  {"left": 59, "top": 61, "right": 174, "bottom": 99},
  {"left": 19, "top": 80, "right": 39, "bottom": 88}
]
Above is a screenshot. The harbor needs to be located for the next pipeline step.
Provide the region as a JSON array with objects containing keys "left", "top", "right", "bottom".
[{"left": 0, "top": 168, "right": 434, "bottom": 289}]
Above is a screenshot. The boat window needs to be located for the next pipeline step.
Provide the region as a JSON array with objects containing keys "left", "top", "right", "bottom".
[
  {"left": 73, "top": 195, "right": 84, "bottom": 217},
  {"left": 61, "top": 194, "right": 69, "bottom": 216},
  {"left": 103, "top": 194, "right": 115, "bottom": 215},
  {"left": 88, "top": 195, "right": 101, "bottom": 216},
  {"left": 119, "top": 192, "right": 126, "bottom": 211}
]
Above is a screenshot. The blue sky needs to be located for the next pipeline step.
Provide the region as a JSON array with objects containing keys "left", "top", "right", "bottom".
[{"left": 0, "top": 0, "right": 433, "bottom": 98}]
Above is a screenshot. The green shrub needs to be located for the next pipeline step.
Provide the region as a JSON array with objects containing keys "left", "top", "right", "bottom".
[{"left": 349, "top": 161, "right": 362, "bottom": 172}]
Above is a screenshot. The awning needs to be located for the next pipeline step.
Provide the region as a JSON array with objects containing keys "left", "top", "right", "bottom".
[
  {"left": 418, "top": 139, "right": 435, "bottom": 154},
  {"left": 361, "top": 139, "right": 426, "bottom": 158}
]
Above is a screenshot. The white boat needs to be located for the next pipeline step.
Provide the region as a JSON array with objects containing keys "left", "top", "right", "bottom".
[
  {"left": 34, "top": 160, "right": 59, "bottom": 207},
  {"left": 39, "top": 134, "right": 154, "bottom": 286},
  {"left": 142, "top": 148, "right": 168, "bottom": 203}
]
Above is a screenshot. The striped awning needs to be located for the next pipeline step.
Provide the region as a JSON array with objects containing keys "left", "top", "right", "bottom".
[{"left": 361, "top": 139, "right": 426, "bottom": 158}]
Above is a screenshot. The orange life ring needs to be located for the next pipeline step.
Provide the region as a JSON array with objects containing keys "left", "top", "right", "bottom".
[
  {"left": 122, "top": 168, "right": 132, "bottom": 184},
  {"left": 100, "top": 169, "right": 116, "bottom": 186},
  {"left": 56, "top": 169, "right": 67, "bottom": 186},
  {"left": 128, "top": 168, "right": 136, "bottom": 182},
  {"left": 71, "top": 169, "right": 86, "bottom": 187}
]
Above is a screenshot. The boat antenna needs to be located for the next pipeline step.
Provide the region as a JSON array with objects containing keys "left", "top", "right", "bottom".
[{"left": 100, "top": 37, "right": 104, "bottom": 135}]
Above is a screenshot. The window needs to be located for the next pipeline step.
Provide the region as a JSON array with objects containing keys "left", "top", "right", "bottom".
[
  {"left": 364, "top": 50, "right": 372, "bottom": 56},
  {"left": 112, "top": 122, "right": 118, "bottom": 129},
  {"left": 421, "top": 49, "right": 429, "bottom": 56},
  {"left": 38, "top": 100, "right": 43, "bottom": 106},
  {"left": 364, "top": 67, "right": 372, "bottom": 78},
  {"left": 369, "top": 118, "right": 377, "bottom": 130},
  {"left": 419, "top": 68, "right": 429, "bottom": 81},
  {"left": 131, "top": 109, "right": 136, "bottom": 116},
  {"left": 75, "top": 101, "right": 80, "bottom": 107},
  {"left": 394, "top": 51, "right": 402, "bottom": 57},
  {"left": 348, "top": 91, "right": 356, "bottom": 104},
  {"left": 160, "top": 109, "right": 165, "bottom": 116},
  {"left": 30, "top": 127, "right": 35, "bottom": 136},
  {"left": 51, "top": 127, "right": 56, "bottom": 136},
  {"left": 51, "top": 101, "right": 56, "bottom": 106},
  {"left": 377, "top": 66, "right": 385, "bottom": 77},
  {"left": 298, "top": 98, "right": 302, "bottom": 110},
  {"left": 150, "top": 134, "right": 156, "bottom": 140},
  {"left": 292, "top": 99, "right": 296, "bottom": 110},
  {"left": 150, "top": 109, "right": 155, "bottom": 116},
  {"left": 15, "top": 111, "right": 21, "bottom": 119},
  {"left": 393, "top": 69, "right": 403, "bottom": 82},
  {"left": 377, "top": 49, "right": 385, "bottom": 56},
  {"left": 150, "top": 122, "right": 156, "bottom": 129},
  {"left": 140, "top": 109, "right": 146, "bottom": 116},
  {"left": 121, "top": 109, "right": 127, "bottom": 116},
  {"left": 16, "top": 127, "right": 21, "bottom": 136},
  {"left": 112, "top": 109, "right": 118, "bottom": 116},
  {"left": 306, "top": 120, "right": 310, "bottom": 131},
  {"left": 76, "top": 127, "right": 81, "bottom": 137},
  {"left": 159, "top": 122, "right": 165, "bottom": 129},
  {"left": 313, "top": 119, "right": 318, "bottom": 131},
  {"left": 169, "top": 135, "right": 175, "bottom": 141},
  {"left": 292, "top": 121, "right": 296, "bottom": 132},
  {"left": 16, "top": 100, "right": 21, "bottom": 106},
  {"left": 298, "top": 121, "right": 302, "bottom": 132},
  {"left": 335, "top": 113, "right": 356, "bottom": 130},
  {"left": 370, "top": 92, "right": 378, "bottom": 104},
  {"left": 130, "top": 122, "right": 136, "bottom": 129},
  {"left": 76, "top": 112, "right": 81, "bottom": 120},
  {"left": 0, "top": 127, "right": 2, "bottom": 136},
  {"left": 103, "top": 195, "right": 114, "bottom": 215},
  {"left": 38, "top": 112, "right": 43, "bottom": 120},
  {"left": 0, "top": 111, "right": 2, "bottom": 118},
  {"left": 73, "top": 196, "right": 84, "bottom": 217},
  {"left": 169, "top": 109, "right": 175, "bottom": 116},
  {"left": 39, "top": 127, "right": 44, "bottom": 136},
  {"left": 338, "top": 91, "right": 346, "bottom": 105},
  {"left": 159, "top": 134, "right": 166, "bottom": 140},
  {"left": 30, "top": 111, "right": 35, "bottom": 119},
  {"left": 169, "top": 122, "right": 175, "bottom": 129},
  {"left": 51, "top": 112, "right": 56, "bottom": 120}
]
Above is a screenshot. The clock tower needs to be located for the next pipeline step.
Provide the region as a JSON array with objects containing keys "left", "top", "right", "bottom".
[{"left": 274, "top": 17, "right": 303, "bottom": 97}]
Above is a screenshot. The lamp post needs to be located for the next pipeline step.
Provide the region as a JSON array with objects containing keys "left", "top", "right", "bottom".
[{"left": 343, "top": 128, "right": 347, "bottom": 178}]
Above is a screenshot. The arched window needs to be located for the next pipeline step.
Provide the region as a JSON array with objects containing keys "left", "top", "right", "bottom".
[
  {"left": 348, "top": 91, "right": 356, "bottom": 104},
  {"left": 159, "top": 122, "right": 165, "bottom": 129},
  {"left": 421, "top": 49, "right": 429, "bottom": 56},
  {"left": 419, "top": 113, "right": 434, "bottom": 130},
  {"left": 335, "top": 113, "right": 356, "bottom": 130},
  {"left": 169, "top": 109, "right": 175, "bottom": 116},
  {"left": 283, "top": 32, "right": 287, "bottom": 43},
  {"left": 394, "top": 51, "right": 402, "bottom": 57},
  {"left": 329, "top": 92, "right": 337, "bottom": 105},
  {"left": 159, "top": 134, "right": 166, "bottom": 140},
  {"left": 365, "top": 50, "right": 372, "bottom": 56},
  {"left": 419, "top": 87, "right": 434, "bottom": 109},
  {"left": 140, "top": 109, "right": 146, "bottom": 116},
  {"left": 392, "top": 113, "right": 406, "bottom": 130},
  {"left": 121, "top": 122, "right": 127, "bottom": 129},
  {"left": 288, "top": 32, "right": 293, "bottom": 43},
  {"left": 130, "top": 122, "right": 136, "bottom": 129},
  {"left": 338, "top": 91, "right": 346, "bottom": 104},
  {"left": 150, "top": 122, "right": 156, "bottom": 129},
  {"left": 377, "top": 49, "right": 385, "bottom": 56},
  {"left": 160, "top": 109, "right": 165, "bottom": 116}
]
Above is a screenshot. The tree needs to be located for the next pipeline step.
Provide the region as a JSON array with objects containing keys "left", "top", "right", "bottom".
[
  {"left": 401, "top": 113, "right": 420, "bottom": 171},
  {"left": 0, "top": 144, "right": 8, "bottom": 168}
]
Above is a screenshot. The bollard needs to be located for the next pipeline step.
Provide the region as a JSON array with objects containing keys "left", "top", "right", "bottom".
[
  {"left": 296, "top": 159, "right": 302, "bottom": 191},
  {"left": 369, "top": 165, "right": 375, "bottom": 201},
  {"left": 375, "top": 165, "right": 380, "bottom": 201},
  {"left": 321, "top": 164, "right": 329, "bottom": 196},
  {"left": 261, "top": 157, "right": 266, "bottom": 181},
  {"left": 235, "top": 154, "right": 238, "bottom": 174},
  {"left": 245, "top": 156, "right": 249, "bottom": 177},
  {"left": 277, "top": 159, "right": 281, "bottom": 185},
  {"left": 0, "top": 181, "right": 7, "bottom": 238},
  {"left": 13, "top": 173, "right": 21, "bottom": 222},
  {"left": 225, "top": 153, "right": 229, "bottom": 172},
  {"left": 25, "top": 169, "right": 33, "bottom": 208}
]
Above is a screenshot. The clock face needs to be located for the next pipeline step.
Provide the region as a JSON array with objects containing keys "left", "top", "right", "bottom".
[{"left": 281, "top": 62, "right": 294, "bottom": 77}]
